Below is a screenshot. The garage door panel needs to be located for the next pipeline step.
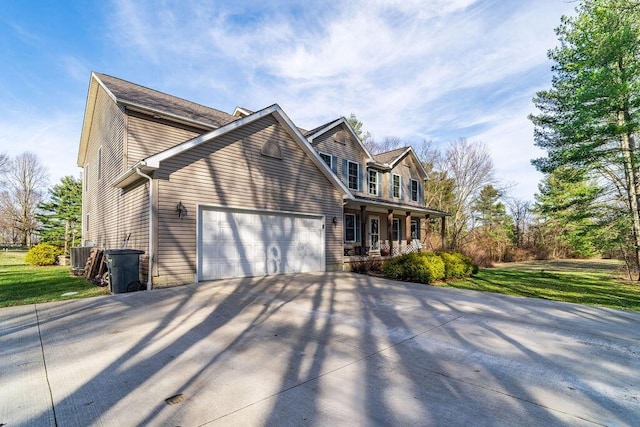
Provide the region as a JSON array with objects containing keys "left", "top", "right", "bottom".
[{"left": 199, "top": 208, "right": 324, "bottom": 281}]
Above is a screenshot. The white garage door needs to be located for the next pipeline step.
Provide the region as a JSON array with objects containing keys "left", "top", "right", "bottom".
[{"left": 198, "top": 207, "right": 325, "bottom": 281}]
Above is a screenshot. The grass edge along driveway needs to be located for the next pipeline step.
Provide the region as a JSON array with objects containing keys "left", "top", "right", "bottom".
[
  {"left": 440, "top": 259, "right": 640, "bottom": 312},
  {"left": 0, "top": 251, "right": 108, "bottom": 308}
]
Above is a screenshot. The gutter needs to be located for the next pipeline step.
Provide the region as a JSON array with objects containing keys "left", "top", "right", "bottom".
[{"left": 135, "top": 167, "right": 154, "bottom": 291}]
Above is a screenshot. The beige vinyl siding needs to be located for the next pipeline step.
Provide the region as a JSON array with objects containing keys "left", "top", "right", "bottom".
[
  {"left": 312, "top": 125, "right": 369, "bottom": 194},
  {"left": 126, "top": 113, "right": 202, "bottom": 166},
  {"left": 82, "top": 85, "right": 125, "bottom": 250},
  {"left": 386, "top": 154, "right": 425, "bottom": 207},
  {"left": 154, "top": 114, "right": 343, "bottom": 282},
  {"left": 120, "top": 182, "right": 150, "bottom": 280}
]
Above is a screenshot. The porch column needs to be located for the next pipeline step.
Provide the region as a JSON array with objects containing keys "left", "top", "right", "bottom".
[
  {"left": 360, "top": 205, "right": 367, "bottom": 254},
  {"left": 425, "top": 215, "right": 431, "bottom": 248},
  {"left": 441, "top": 216, "right": 446, "bottom": 250},
  {"left": 405, "top": 211, "right": 412, "bottom": 244},
  {"left": 387, "top": 209, "right": 394, "bottom": 255}
]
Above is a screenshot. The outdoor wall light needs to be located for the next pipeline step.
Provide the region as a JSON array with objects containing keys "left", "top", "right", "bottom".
[
  {"left": 176, "top": 201, "right": 187, "bottom": 218},
  {"left": 332, "top": 216, "right": 338, "bottom": 226}
]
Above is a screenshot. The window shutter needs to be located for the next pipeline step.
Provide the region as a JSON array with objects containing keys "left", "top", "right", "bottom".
[
  {"left": 355, "top": 215, "right": 361, "bottom": 242},
  {"left": 389, "top": 175, "right": 393, "bottom": 198},
  {"left": 342, "top": 159, "right": 348, "bottom": 185},
  {"left": 331, "top": 155, "right": 338, "bottom": 173},
  {"left": 357, "top": 163, "right": 364, "bottom": 192},
  {"left": 407, "top": 179, "right": 412, "bottom": 201},
  {"left": 366, "top": 168, "right": 370, "bottom": 191},
  {"left": 377, "top": 171, "right": 382, "bottom": 196},
  {"left": 419, "top": 181, "right": 423, "bottom": 203},
  {"left": 399, "top": 176, "right": 404, "bottom": 200}
]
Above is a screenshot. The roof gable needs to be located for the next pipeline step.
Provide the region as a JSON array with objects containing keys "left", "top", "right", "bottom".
[
  {"left": 377, "top": 146, "right": 428, "bottom": 179},
  {"left": 306, "top": 117, "right": 374, "bottom": 161},
  {"left": 78, "top": 72, "right": 239, "bottom": 167},
  {"left": 113, "top": 104, "right": 351, "bottom": 198}
]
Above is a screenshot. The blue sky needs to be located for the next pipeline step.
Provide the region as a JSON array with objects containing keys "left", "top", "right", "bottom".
[{"left": 0, "top": 0, "right": 576, "bottom": 201}]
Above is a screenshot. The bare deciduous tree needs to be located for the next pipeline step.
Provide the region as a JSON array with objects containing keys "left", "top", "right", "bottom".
[
  {"left": 506, "top": 198, "right": 531, "bottom": 247},
  {"left": 0, "top": 152, "right": 48, "bottom": 247},
  {"left": 444, "top": 138, "right": 496, "bottom": 249}
]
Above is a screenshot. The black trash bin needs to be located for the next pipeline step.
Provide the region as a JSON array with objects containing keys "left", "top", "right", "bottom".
[{"left": 104, "top": 249, "right": 145, "bottom": 293}]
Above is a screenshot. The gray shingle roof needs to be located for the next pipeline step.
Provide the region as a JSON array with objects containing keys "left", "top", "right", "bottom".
[
  {"left": 373, "top": 147, "right": 410, "bottom": 165},
  {"left": 94, "top": 73, "right": 237, "bottom": 128}
]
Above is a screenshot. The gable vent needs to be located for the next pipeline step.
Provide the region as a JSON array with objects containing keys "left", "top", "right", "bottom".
[
  {"left": 261, "top": 138, "right": 283, "bottom": 159},
  {"left": 335, "top": 130, "right": 347, "bottom": 144}
]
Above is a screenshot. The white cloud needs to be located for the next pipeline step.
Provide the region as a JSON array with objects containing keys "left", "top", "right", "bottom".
[{"left": 97, "top": 0, "right": 578, "bottom": 201}]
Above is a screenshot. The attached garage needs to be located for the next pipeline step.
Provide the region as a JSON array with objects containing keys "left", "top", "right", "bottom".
[{"left": 197, "top": 206, "right": 326, "bottom": 281}]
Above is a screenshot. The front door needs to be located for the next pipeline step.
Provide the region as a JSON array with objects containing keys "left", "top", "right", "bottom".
[{"left": 369, "top": 216, "right": 380, "bottom": 252}]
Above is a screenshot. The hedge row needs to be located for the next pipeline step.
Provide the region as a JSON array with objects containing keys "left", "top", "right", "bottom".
[{"left": 382, "top": 251, "right": 477, "bottom": 284}]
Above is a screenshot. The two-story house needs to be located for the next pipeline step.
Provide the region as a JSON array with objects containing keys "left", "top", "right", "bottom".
[
  {"left": 78, "top": 73, "right": 447, "bottom": 288},
  {"left": 305, "top": 119, "right": 447, "bottom": 259}
]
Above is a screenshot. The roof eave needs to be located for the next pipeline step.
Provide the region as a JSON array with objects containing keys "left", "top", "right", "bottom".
[
  {"left": 77, "top": 74, "right": 103, "bottom": 167},
  {"left": 139, "top": 104, "right": 351, "bottom": 197},
  {"left": 121, "top": 101, "right": 219, "bottom": 131},
  {"left": 348, "top": 197, "right": 450, "bottom": 216},
  {"left": 111, "top": 162, "right": 157, "bottom": 189},
  {"left": 366, "top": 160, "right": 391, "bottom": 170}
]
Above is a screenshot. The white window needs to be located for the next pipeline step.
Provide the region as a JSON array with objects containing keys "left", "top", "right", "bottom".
[
  {"left": 319, "top": 152, "right": 332, "bottom": 169},
  {"left": 392, "top": 174, "right": 401, "bottom": 198},
  {"left": 410, "top": 179, "right": 419, "bottom": 202},
  {"left": 347, "top": 161, "right": 359, "bottom": 191},
  {"left": 368, "top": 169, "right": 378, "bottom": 195},
  {"left": 392, "top": 219, "right": 401, "bottom": 242},
  {"left": 345, "top": 213, "right": 358, "bottom": 242},
  {"left": 411, "top": 220, "right": 418, "bottom": 239}
]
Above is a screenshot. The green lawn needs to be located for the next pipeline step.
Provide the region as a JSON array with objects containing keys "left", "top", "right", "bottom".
[
  {"left": 439, "top": 259, "right": 640, "bottom": 312},
  {"left": 0, "top": 251, "right": 109, "bottom": 308}
]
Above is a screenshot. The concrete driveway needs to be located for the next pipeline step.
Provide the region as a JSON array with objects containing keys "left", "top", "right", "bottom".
[{"left": 1, "top": 272, "right": 639, "bottom": 426}]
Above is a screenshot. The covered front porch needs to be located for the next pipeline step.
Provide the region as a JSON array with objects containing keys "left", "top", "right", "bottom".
[{"left": 342, "top": 197, "right": 448, "bottom": 265}]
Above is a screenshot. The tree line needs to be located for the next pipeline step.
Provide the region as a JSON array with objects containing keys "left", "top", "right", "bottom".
[
  {"left": 0, "top": 151, "right": 81, "bottom": 254},
  {"left": 348, "top": 0, "right": 640, "bottom": 279}
]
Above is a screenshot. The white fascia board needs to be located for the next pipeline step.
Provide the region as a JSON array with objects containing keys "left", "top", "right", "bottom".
[
  {"left": 92, "top": 72, "right": 118, "bottom": 103},
  {"left": 77, "top": 78, "right": 97, "bottom": 166},
  {"left": 271, "top": 108, "right": 353, "bottom": 198},
  {"left": 232, "top": 106, "right": 252, "bottom": 117},
  {"left": 389, "top": 147, "right": 429, "bottom": 179},
  {"left": 77, "top": 73, "right": 118, "bottom": 167},
  {"left": 388, "top": 147, "right": 413, "bottom": 168},
  {"left": 366, "top": 160, "right": 391, "bottom": 170},
  {"left": 144, "top": 105, "right": 278, "bottom": 168},
  {"left": 306, "top": 117, "right": 375, "bottom": 161},
  {"left": 306, "top": 118, "right": 343, "bottom": 142},
  {"left": 111, "top": 161, "right": 157, "bottom": 188},
  {"left": 341, "top": 118, "right": 375, "bottom": 160}
]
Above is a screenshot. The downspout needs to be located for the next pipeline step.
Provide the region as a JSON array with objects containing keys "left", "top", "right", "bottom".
[{"left": 135, "top": 167, "right": 153, "bottom": 291}]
